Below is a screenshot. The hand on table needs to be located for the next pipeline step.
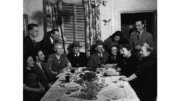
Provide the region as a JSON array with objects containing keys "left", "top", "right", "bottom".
[
  {"left": 119, "top": 75, "right": 129, "bottom": 81},
  {"left": 116, "top": 67, "right": 121, "bottom": 72},
  {"left": 37, "top": 84, "right": 45, "bottom": 93}
]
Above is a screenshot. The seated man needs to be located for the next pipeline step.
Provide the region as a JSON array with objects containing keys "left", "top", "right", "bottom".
[
  {"left": 47, "top": 43, "right": 71, "bottom": 75},
  {"left": 67, "top": 41, "right": 88, "bottom": 68},
  {"left": 87, "top": 40, "right": 109, "bottom": 72},
  {"left": 23, "top": 56, "right": 45, "bottom": 101},
  {"left": 32, "top": 50, "right": 56, "bottom": 90}
]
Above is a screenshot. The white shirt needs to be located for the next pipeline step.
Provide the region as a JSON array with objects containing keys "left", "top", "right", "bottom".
[
  {"left": 50, "top": 37, "right": 54, "bottom": 44},
  {"left": 36, "top": 62, "right": 45, "bottom": 72},
  {"left": 74, "top": 52, "right": 80, "bottom": 57}
]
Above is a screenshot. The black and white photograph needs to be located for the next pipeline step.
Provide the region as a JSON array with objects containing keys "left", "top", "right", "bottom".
[
  {"left": 2, "top": 0, "right": 180, "bottom": 101},
  {"left": 23, "top": 0, "right": 157, "bottom": 101}
]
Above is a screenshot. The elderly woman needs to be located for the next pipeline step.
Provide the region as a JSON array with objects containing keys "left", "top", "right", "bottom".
[
  {"left": 120, "top": 43, "right": 157, "bottom": 101},
  {"left": 23, "top": 56, "right": 45, "bottom": 101},
  {"left": 47, "top": 43, "right": 71, "bottom": 75},
  {"left": 116, "top": 44, "right": 139, "bottom": 76}
]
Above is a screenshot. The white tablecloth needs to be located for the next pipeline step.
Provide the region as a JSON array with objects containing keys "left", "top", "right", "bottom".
[{"left": 40, "top": 75, "right": 140, "bottom": 101}]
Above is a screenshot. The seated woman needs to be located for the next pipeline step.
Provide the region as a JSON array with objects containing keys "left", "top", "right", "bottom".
[
  {"left": 47, "top": 43, "right": 71, "bottom": 75},
  {"left": 120, "top": 43, "right": 157, "bottom": 101},
  {"left": 23, "top": 56, "right": 45, "bottom": 101},
  {"left": 116, "top": 44, "right": 139, "bottom": 77},
  {"left": 106, "top": 44, "right": 123, "bottom": 64}
]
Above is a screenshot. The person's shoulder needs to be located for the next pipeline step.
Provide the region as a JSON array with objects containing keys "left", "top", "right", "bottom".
[
  {"left": 130, "top": 31, "right": 137, "bottom": 36},
  {"left": 144, "top": 31, "right": 152, "bottom": 36},
  {"left": 48, "top": 53, "right": 55, "bottom": 58},
  {"left": 104, "top": 51, "right": 109, "bottom": 55},
  {"left": 104, "top": 36, "right": 112, "bottom": 42},
  {"left": 61, "top": 54, "right": 68, "bottom": 57},
  {"left": 90, "top": 52, "right": 98, "bottom": 58},
  {"left": 24, "top": 35, "right": 31, "bottom": 42},
  {"left": 67, "top": 52, "right": 73, "bottom": 57}
]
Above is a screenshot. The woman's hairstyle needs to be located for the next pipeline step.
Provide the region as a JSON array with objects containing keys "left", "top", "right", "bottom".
[
  {"left": 111, "top": 31, "right": 123, "bottom": 39},
  {"left": 120, "top": 44, "right": 133, "bottom": 52},
  {"left": 24, "top": 56, "right": 33, "bottom": 68},
  {"left": 110, "top": 43, "right": 119, "bottom": 50}
]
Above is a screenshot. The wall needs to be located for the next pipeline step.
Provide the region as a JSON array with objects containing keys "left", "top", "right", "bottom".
[
  {"left": 100, "top": 0, "right": 157, "bottom": 41},
  {"left": 100, "top": 0, "right": 114, "bottom": 41},
  {"left": 23, "top": 0, "right": 44, "bottom": 42}
]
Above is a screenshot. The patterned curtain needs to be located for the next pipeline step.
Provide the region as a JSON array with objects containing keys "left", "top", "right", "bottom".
[
  {"left": 45, "top": 1, "right": 66, "bottom": 53},
  {"left": 83, "top": 0, "right": 101, "bottom": 52}
]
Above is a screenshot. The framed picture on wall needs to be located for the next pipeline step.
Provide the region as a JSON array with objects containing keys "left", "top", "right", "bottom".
[{"left": 23, "top": 14, "right": 28, "bottom": 37}]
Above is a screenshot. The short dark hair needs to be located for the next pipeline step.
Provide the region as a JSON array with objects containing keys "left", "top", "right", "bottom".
[
  {"left": 120, "top": 44, "right": 133, "bottom": 52},
  {"left": 136, "top": 19, "right": 145, "bottom": 25},
  {"left": 27, "top": 23, "right": 38, "bottom": 31},
  {"left": 51, "top": 29, "right": 59, "bottom": 35}
]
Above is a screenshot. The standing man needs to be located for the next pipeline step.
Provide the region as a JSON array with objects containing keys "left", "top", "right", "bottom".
[
  {"left": 42, "top": 29, "right": 60, "bottom": 62},
  {"left": 67, "top": 41, "right": 88, "bottom": 68},
  {"left": 24, "top": 23, "right": 41, "bottom": 67},
  {"left": 129, "top": 19, "right": 154, "bottom": 60}
]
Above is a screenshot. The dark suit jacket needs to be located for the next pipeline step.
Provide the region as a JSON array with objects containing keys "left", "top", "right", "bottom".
[
  {"left": 32, "top": 63, "right": 55, "bottom": 89},
  {"left": 67, "top": 52, "right": 88, "bottom": 67},
  {"left": 129, "top": 30, "right": 154, "bottom": 49},
  {"left": 42, "top": 37, "right": 56, "bottom": 61},
  {"left": 24, "top": 35, "right": 41, "bottom": 61},
  {"left": 47, "top": 53, "right": 70, "bottom": 73},
  {"left": 87, "top": 52, "right": 109, "bottom": 71}
]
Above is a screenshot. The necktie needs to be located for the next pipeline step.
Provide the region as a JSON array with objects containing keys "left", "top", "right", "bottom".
[
  {"left": 32, "top": 39, "right": 36, "bottom": 46},
  {"left": 137, "top": 32, "right": 140, "bottom": 40},
  {"left": 99, "top": 53, "right": 103, "bottom": 64}
]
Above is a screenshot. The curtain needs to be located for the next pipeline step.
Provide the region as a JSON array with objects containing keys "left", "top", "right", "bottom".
[
  {"left": 45, "top": 1, "right": 66, "bottom": 53},
  {"left": 83, "top": 0, "right": 101, "bottom": 52}
]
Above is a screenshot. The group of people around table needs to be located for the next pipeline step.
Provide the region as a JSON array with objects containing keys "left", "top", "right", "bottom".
[{"left": 23, "top": 19, "right": 156, "bottom": 101}]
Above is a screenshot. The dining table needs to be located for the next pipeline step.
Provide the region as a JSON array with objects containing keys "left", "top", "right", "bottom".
[{"left": 40, "top": 68, "right": 140, "bottom": 101}]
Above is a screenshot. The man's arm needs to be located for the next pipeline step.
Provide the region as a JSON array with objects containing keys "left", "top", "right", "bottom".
[
  {"left": 47, "top": 55, "right": 58, "bottom": 75},
  {"left": 147, "top": 33, "right": 154, "bottom": 48}
]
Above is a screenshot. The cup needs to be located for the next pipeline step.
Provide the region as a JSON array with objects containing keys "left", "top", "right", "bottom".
[
  {"left": 119, "top": 80, "right": 124, "bottom": 88},
  {"left": 101, "top": 78, "right": 105, "bottom": 84},
  {"left": 65, "top": 75, "right": 70, "bottom": 82},
  {"left": 71, "top": 69, "right": 75, "bottom": 74}
]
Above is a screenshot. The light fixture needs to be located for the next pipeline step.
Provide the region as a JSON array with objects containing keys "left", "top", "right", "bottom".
[
  {"left": 99, "top": 0, "right": 108, "bottom": 7},
  {"left": 102, "top": 1, "right": 107, "bottom": 6}
]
